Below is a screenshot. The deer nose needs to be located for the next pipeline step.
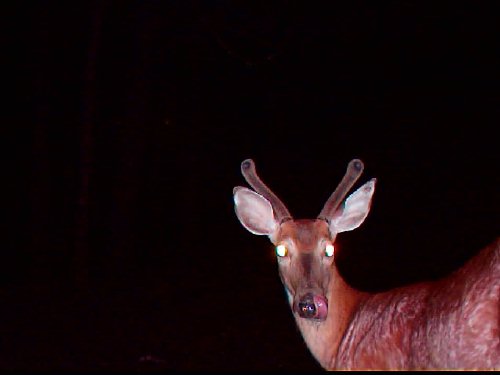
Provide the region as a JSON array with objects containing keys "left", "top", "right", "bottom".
[
  {"left": 295, "top": 292, "right": 328, "bottom": 320},
  {"left": 298, "top": 296, "right": 317, "bottom": 318}
]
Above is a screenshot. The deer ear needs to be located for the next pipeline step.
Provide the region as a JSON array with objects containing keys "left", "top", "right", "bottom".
[
  {"left": 233, "top": 186, "right": 278, "bottom": 236},
  {"left": 330, "top": 179, "right": 376, "bottom": 233}
]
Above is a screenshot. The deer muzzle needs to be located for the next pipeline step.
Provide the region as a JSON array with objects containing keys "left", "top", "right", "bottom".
[{"left": 294, "top": 292, "right": 328, "bottom": 321}]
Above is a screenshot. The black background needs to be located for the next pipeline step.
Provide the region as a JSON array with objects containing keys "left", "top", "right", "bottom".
[{"left": 3, "top": 1, "right": 499, "bottom": 371}]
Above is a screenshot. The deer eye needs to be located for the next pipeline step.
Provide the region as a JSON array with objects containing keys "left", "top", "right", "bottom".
[
  {"left": 324, "top": 244, "right": 335, "bottom": 257},
  {"left": 276, "top": 244, "right": 288, "bottom": 257}
]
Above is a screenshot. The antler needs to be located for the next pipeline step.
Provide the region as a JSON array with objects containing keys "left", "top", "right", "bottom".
[
  {"left": 318, "top": 159, "right": 364, "bottom": 221},
  {"left": 240, "top": 159, "right": 292, "bottom": 223}
]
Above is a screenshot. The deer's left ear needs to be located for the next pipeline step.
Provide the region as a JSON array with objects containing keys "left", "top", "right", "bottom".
[
  {"left": 233, "top": 186, "right": 278, "bottom": 236},
  {"left": 330, "top": 179, "right": 376, "bottom": 233}
]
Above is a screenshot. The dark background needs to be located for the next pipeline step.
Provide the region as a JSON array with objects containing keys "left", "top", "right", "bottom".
[{"left": 3, "top": 1, "right": 499, "bottom": 371}]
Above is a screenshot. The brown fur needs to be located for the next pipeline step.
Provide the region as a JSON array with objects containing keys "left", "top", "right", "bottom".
[{"left": 276, "top": 227, "right": 499, "bottom": 370}]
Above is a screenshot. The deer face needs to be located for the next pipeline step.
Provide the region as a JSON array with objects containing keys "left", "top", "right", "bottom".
[
  {"left": 233, "top": 159, "right": 376, "bottom": 322},
  {"left": 274, "top": 219, "right": 334, "bottom": 320}
]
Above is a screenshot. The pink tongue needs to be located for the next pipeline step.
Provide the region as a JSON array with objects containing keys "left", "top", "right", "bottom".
[{"left": 313, "top": 295, "right": 328, "bottom": 320}]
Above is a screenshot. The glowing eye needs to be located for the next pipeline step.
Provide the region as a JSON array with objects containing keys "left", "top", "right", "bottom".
[
  {"left": 325, "top": 244, "right": 335, "bottom": 257},
  {"left": 276, "top": 244, "right": 288, "bottom": 257}
]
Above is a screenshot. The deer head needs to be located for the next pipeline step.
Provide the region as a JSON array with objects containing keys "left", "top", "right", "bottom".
[{"left": 233, "top": 159, "right": 376, "bottom": 321}]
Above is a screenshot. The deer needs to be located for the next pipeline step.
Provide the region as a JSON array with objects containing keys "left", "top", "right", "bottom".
[{"left": 233, "top": 158, "right": 499, "bottom": 370}]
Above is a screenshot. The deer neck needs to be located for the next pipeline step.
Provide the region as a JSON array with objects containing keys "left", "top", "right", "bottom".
[{"left": 291, "top": 265, "right": 366, "bottom": 370}]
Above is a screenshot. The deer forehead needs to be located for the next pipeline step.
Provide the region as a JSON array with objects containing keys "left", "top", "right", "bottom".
[{"left": 278, "top": 219, "right": 331, "bottom": 250}]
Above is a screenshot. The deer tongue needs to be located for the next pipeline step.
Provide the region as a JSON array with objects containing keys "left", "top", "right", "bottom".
[{"left": 313, "top": 295, "right": 328, "bottom": 320}]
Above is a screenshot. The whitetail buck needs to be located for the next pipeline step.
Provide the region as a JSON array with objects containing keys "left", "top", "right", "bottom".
[{"left": 233, "top": 158, "right": 499, "bottom": 370}]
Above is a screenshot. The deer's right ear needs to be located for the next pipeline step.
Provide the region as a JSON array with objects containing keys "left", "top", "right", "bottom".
[{"left": 233, "top": 186, "right": 278, "bottom": 236}]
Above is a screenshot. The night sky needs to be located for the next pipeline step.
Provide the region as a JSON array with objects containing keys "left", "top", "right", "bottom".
[{"left": 4, "top": 1, "right": 499, "bottom": 371}]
